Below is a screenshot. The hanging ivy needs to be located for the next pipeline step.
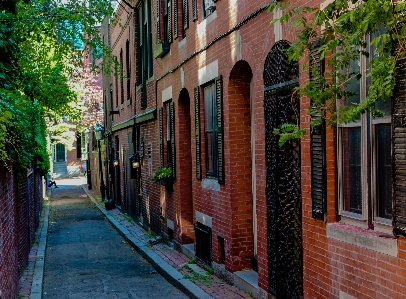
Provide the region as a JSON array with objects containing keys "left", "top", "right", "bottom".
[{"left": 269, "top": 0, "right": 406, "bottom": 145}]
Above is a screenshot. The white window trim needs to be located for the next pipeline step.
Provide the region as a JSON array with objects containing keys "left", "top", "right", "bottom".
[{"left": 337, "top": 36, "right": 393, "bottom": 230}]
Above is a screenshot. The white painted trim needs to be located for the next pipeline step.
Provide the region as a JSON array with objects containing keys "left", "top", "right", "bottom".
[
  {"left": 198, "top": 60, "right": 219, "bottom": 86},
  {"left": 273, "top": 8, "right": 283, "bottom": 42},
  {"left": 181, "top": 67, "right": 185, "bottom": 89},
  {"left": 196, "top": 211, "right": 212, "bottom": 228},
  {"left": 162, "top": 86, "right": 173, "bottom": 103},
  {"left": 167, "top": 219, "right": 174, "bottom": 230},
  {"left": 197, "top": 10, "right": 217, "bottom": 37},
  {"left": 178, "top": 37, "right": 187, "bottom": 49},
  {"left": 339, "top": 291, "right": 357, "bottom": 299}
]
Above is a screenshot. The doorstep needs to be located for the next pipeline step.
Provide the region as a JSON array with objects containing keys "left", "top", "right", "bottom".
[
  {"left": 181, "top": 243, "right": 195, "bottom": 259},
  {"left": 234, "top": 270, "right": 258, "bottom": 297}
]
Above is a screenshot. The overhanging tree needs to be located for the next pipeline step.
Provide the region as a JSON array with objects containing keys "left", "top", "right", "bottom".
[
  {"left": 268, "top": 0, "right": 406, "bottom": 145},
  {"left": 0, "top": 0, "right": 116, "bottom": 175}
]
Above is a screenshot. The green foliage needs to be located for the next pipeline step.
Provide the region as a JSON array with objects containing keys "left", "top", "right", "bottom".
[
  {"left": 183, "top": 265, "right": 212, "bottom": 286},
  {"left": 153, "top": 164, "right": 173, "bottom": 183},
  {"left": 273, "top": 123, "right": 306, "bottom": 147},
  {"left": 0, "top": 0, "right": 116, "bottom": 173},
  {"left": 268, "top": 0, "right": 406, "bottom": 145}
]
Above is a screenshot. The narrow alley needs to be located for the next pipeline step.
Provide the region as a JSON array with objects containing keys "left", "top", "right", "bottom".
[{"left": 42, "top": 179, "right": 188, "bottom": 299}]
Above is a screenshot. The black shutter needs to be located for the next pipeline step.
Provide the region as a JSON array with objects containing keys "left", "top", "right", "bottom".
[
  {"left": 215, "top": 76, "right": 224, "bottom": 184},
  {"left": 159, "top": 107, "right": 164, "bottom": 167},
  {"left": 157, "top": 0, "right": 161, "bottom": 43},
  {"left": 168, "top": 0, "right": 173, "bottom": 42},
  {"left": 170, "top": 102, "right": 176, "bottom": 179},
  {"left": 393, "top": 47, "right": 406, "bottom": 237},
  {"left": 194, "top": 86, "right": 201, "bottom": 180},
  {"left": 174, "top": 0, "right": 178, "bottom": 39},
  {"left": 183, "top": 0, "right": 188, "bottom": 29},
  {"left": 310, "top": 38, "right": 326, "bottom": 220},
  {"left": 311, "top": 123, "right": 326, "bottom": 219},
  {"left": 192, "top": 0, "right": 197, "bottom": 21}
]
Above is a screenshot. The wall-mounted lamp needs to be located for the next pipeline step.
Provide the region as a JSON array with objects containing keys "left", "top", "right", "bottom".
[
  {"left": 113, "top": 159, "right": 119, "bottom": 167},
  {"left": 130, "top": 153, "right": 140, "bottom": 169},
  {"left": 94, "top": 121, "right": 105, "bottom": 141}
]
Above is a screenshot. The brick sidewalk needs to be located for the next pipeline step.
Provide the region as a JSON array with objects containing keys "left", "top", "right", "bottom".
[
  {"left": 17, "top": 200, "right": 47, "bottom": 298},
  {"left": 84, "top": 187, "right": 253, "bottom": 299}
]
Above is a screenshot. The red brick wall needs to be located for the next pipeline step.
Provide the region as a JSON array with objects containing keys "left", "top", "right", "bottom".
[
  {"left": 0, "top": 164, "right": 43, "bottom": 299},
  {"left": 0, "top": 163, "right": 18, "bottom": 299},
  {"left": 108, "top": 2, "right": 161, "bottom": 233},
  {"left": 154, "top": 0, "right": 276, "bottom": 285},
  {"left": 106, "top": 1, "right": 406, "bottom": 298}
]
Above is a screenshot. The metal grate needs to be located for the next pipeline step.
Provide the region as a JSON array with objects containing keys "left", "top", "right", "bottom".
[
  {"left": 194, "top": 223, "right": 211, "bottom": 266},
  {"left": 264, "top": 40, "right": 303, "bottom": 299}
]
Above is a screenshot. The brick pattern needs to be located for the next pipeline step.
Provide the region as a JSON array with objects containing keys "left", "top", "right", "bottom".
[
  {"left": 0, "top": 163, "right": 43, "bottom": 299},
  {"left": 103, "top": 0, "right": 406, "bottom": 298},
  {"left": 0, "top": 163, "right": 18, "bottom": 299},
  {"left": 154, "top": 0, "right": 276, "bottom": 288}
]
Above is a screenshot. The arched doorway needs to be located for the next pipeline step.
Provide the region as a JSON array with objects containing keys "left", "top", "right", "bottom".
[
  {"left": 228, "top": 60, "right": 254, "bottom": 271},
  {"left": 178, "top": 88, "right": 194, "bottom": 243},
  {"left": 264, "top": 40, "right": 302, "bottom": 298}
]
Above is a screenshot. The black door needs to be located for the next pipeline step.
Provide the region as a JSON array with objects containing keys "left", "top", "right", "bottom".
[
  {"left": 264, "top": 40, "right": 303, "bottom": 299},
  {"left": 56, "top": 144, "right": 65, "bottom": 162}
]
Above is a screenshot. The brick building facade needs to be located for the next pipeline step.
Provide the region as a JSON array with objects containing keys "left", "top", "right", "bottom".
[
  {"left": 100, "top": 0, "right": 406, "bottom": 298},
  {"left": 0, "top": 163, "right": 44, "bottom": 298}
]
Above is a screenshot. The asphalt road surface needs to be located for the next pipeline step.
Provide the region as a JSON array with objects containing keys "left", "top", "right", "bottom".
[{"left": 43, "top": 182, "right": 188, "bottom": 299}]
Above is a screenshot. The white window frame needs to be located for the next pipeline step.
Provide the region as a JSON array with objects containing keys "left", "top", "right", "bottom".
[{"left": 337, "top": 34, "right": 393, "bottom": 232}]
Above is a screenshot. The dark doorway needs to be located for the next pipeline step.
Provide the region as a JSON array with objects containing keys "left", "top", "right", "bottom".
[
  {"left": 178, "top": 88, "right": 194, "bottom": 243},
  {"left": 264, "top": 40, "right": 303, "bottom": 299},
  {"left": 56, "top": 144, "right": 65, "bottom": 162}
]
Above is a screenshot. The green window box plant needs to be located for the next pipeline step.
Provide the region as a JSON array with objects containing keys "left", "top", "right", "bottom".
[{"left": 153, "top": 164, "right": 174, "bottom": 189}]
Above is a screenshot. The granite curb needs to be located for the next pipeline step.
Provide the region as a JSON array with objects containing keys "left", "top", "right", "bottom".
[
  {"left": 29, "top": 193, "right": 50, "bottom": 299},
  {"left": 81, "top": 186, "right": 214, "bottom": 299}
]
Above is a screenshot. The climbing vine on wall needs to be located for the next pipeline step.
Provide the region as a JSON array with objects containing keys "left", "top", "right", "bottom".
[{"left": 269, "top": 0, "right": 406, "bottom": 145}]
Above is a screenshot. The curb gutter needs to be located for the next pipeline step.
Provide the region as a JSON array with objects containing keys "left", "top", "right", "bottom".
[
  {"left": 30, "top": 198, "right": 50, "bottom": 299},
  {"left": 82, "top": 186, "right": 214, "bottom": 299}
]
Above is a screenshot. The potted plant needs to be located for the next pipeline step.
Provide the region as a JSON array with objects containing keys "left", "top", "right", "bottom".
[{"left": 153, "top": 164, "right": 174, "bottom": 188}]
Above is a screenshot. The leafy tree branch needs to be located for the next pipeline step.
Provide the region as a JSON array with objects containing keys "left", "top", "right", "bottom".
[{"left": 268, "top": 0, "right": 406, "bottom": 145}]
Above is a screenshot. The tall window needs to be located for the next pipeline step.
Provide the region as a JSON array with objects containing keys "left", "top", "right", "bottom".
[
  {"left": 204, "top": 83, "right": 217, "bottom": 177},
  {"left": 202, "top": 0, "right": 215, "bottom": 19},
  {"left": 138, "top": 0, "right": 153, "bottom": 109},
  {"left": 110, "top": 83, "right": 113, "bottom": 112},
  {"left": 115, "top": 57, "right": 118, "bottom": 107},
  {"left": 338, "top": 32, "right": 392, "bottom": 226},
  {"left": 165, "top": 102, "right": 172, "bottom": 164},
  {"left": 126, "top": 40, "right": 130, "bottom": 102},
  {"left": 182, "top": 0, "right": 188, "bottom": 37},
  {"left": 163, "top": 0, "right": 171, "bottom": 43},
  {"left": 120, "top": 48, "right": 124, "bottom": 104}
]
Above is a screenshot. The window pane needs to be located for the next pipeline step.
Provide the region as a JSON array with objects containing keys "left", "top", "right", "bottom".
[
  {"left": 166, "top": 104, "right": 171, "bottom": 141},
  {"left": 204, "top": 84, "right": 216, "bottom": 176},
  {"left": 204, "top": 85, "right": 214, "bottom": 130},
  {"left": 342, "top": 127, "right": 362, "bottom": 214},
  {"left": 205, "top": 132, "right": 213, "bottom": 173},
  {"left": 344, "top": 59, "right": 361, "bottom": 106},
  {"left": 375, "top": 97, "right": 391, "bottom": 118},
  {"left": 376, "top": 124, "right": 392, "bottom": 219}
]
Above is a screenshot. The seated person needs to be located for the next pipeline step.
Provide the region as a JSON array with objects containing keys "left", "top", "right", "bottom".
[{"left": 46, "top": 178, "right": 58, "bottom": 188}]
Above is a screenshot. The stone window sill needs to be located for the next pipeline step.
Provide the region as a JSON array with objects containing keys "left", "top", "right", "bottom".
[
  {"left": 326, "top": 223, "right": 397, "bottom": 257},
  {"left": 201, "top": 178, "right": 220, "bottom": 191}
]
